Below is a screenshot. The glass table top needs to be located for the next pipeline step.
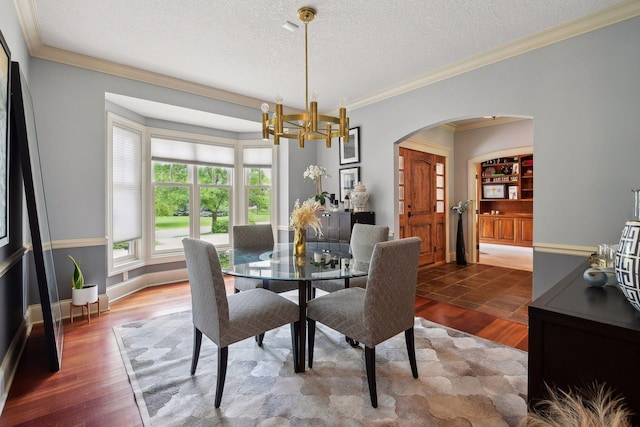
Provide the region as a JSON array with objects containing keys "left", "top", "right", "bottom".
[{"left": 221, "top": 242, "right": 367, "bottom": 282}]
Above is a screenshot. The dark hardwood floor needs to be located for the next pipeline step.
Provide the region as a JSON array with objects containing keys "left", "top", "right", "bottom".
[{"left": 0, "top": 276, "right": 528, "bottom": 426}]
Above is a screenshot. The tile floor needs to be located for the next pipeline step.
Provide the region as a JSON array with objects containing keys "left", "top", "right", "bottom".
[{"left": 416, "top": 262, "right": 532, "bottom": 324}]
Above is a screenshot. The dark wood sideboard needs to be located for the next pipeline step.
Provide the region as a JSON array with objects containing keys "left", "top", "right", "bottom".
[
  {"left": 528, "top": 260, "right": 640, "bottom": 423},
  {"left": 307, "top": 211, "right": 375, "bottom": 245}
]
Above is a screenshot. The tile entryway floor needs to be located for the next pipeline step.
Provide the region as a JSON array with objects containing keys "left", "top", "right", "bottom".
[{"left": 416, "top": 262, "right": 532, "bottom": 325}]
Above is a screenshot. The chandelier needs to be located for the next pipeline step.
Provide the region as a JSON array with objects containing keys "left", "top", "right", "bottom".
[{"left": 261, "top": 7, "right": 349, "bottom": 148}]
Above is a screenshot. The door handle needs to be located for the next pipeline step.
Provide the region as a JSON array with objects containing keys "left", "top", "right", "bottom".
[{"left": 408, "top": 212, "right": 412, "bottom": 218}]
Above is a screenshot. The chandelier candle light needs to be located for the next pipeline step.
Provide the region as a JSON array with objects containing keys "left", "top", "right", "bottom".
[{"left": 261, "top": 7, "right": 349, "bottom": 148}]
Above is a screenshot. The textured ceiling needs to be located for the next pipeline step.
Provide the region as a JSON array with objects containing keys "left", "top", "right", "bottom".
[{"left": 20, "top": 0, "right": 633, "bottom": 129}]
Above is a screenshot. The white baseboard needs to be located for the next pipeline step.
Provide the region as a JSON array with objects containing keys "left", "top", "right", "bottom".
[
  {"left": 0, "top": 318, "right": 30, "bottom": 415},
  {"left": 106, "top": 268, "right": 189, "bottom": 303},
  {"left": 27, "top": 294, "right": 110, "bottom": 325}
]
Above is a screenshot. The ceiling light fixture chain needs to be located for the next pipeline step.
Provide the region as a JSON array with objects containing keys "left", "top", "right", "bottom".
[{"left": 261, "top": 7, "right": 349, "bottom": 148}]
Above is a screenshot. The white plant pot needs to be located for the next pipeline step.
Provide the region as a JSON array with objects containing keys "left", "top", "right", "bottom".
[{"left": 71, "top": 284, "right": 98, "bottom": 306}]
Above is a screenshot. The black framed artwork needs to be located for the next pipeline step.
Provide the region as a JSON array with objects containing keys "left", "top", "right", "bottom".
[
  {"left": 339, "top": 127, "right": 360, "bottom": 165},
  {"left": 0, "top": 30, "right": 10, "bottom": 248},
  {"left": 339, "top": 166, "right": 360, "bottom": 202}
]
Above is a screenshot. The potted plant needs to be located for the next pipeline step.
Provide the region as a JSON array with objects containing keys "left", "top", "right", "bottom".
[{"left": 69, "top": 255, "right": 98, "bottom": 306}]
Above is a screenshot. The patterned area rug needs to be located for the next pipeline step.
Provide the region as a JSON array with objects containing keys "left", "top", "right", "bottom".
[{"left": 114, "top": 311, "right": 528, "bottom": 426}]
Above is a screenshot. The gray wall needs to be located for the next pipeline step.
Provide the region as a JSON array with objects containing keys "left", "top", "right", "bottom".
[{"left": 337, "top": 17, "right": 640, "bottom": 297}]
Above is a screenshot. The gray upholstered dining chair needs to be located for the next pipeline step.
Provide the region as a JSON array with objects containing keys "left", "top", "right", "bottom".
[
  {"left": 182, "top": 238, "right": 300, "bottom": 408},
  {"left": 311, "top": 223, "right": 389, "bottom": 295},
  {"left": 306, "top": 236, "right": 422, "bottom": 408},
  {"left": 232, "top": 224, "right": 298, "bottom": 294}
]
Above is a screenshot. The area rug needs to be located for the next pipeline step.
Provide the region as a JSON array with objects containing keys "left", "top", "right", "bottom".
[{"left": 114, "top": 311, "right": 528, "bottom": 426}]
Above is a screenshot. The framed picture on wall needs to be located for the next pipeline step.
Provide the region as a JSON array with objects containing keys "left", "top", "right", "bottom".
[
  {"left": 0, "top": 30, "right": 11, "bottom": 248},
  {"left": 339, "top": 166, "right": 359, "bottom": 201},
  {"left": 339, "top": 127, "right": 360, "bottom": 165}
]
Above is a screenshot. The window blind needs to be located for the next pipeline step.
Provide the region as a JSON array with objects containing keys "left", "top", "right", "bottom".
[
  {"left": 112, "top": 124, "right": 142, "bottom": 243},
  {"left": 151, "top": 137, "right": 234, "bottom": 167},
  {"left": 243, "top": 147, "right": 272, "bottom": 167}
]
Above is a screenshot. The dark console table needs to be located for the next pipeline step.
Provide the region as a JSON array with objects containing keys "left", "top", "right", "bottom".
[{"left": 528, "top": 260, "right": 640, "bottom": 423}]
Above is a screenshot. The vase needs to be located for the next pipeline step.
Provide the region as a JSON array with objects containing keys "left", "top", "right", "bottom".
[
  {"left": 71, "top": 284, "right": 98, "bottom": 306},
  {"left": 456, "top": 212, "right": 467, "bottom": 265},
  {"left": 294, "top": 227, "right": 306, "bottom": 257},
  {"left": 615, "top": 220, "right": 640, "bottom": 312},
  {"left": 350, "top": 182, "right": 369, "bottom": 212},
  {"left": 294, "top": 255, "right": 306, "bottom": 278}
]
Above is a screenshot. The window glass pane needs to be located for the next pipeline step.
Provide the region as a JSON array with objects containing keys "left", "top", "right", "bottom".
[
  {"left": 198, "top": 166, "right": 230, "bottom": 185},
  {"left": 248, "top": 188, "right": 271, "bottom": 224},
  {"left": 154, "top": 186, "right": 190, "bottom": 252},
  {"left": 153, "top": 163, "right": 172, "bottom": 182},
  {"left": 113, "top": 241, "right": 132, "bottom": 259},
  {"left": 153, "top": 162, "right": 190, "bottom": 183},
  {"left": 199, "top": 187, "right": 230, "bottom": 245},
  {"left": 244, "top": 167, "right": 271, "bottom": 186},
  {"left": 173, "top": 164, "right": 189, "bottom": 183}
]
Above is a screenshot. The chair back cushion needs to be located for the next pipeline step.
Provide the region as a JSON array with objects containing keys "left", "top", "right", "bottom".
[
  {"left": 350, "top": 223, "right": 389, "bottom": 272},
  {"left": 232, "top": 224, "right": 274, "bottom": 251},
  {"left": 364, "top": 237, "right": 421, "bottom": 346},
  {"left": 182, "top": 238, "right": 229, "bottom": 344}
]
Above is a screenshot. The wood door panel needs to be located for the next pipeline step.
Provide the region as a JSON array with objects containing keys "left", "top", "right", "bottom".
[
  {"left": 518, "top": 218, "right": 534, "bottom": 244},
  {"left": 497, "top": 218, "right": 516, "bottom": 241},
  {"left": 411, "top": 223, "right": 433, "bottom": 259},
  {"left": 479, "top": 217, "right": 497, "bottom": 239},
  {"left": 400, "top": 148, "right": 445, "bottom": 267}
]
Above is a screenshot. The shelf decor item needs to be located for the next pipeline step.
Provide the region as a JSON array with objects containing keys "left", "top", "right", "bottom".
[
  {"left": 615, "top": 189, "right": 640, "bottom": 312},
  {"left": 350, "top": 182, "right": 369, "bottom": 212},
  {"left": 289, "top": 198, "right": 322, "bottom": 256}
]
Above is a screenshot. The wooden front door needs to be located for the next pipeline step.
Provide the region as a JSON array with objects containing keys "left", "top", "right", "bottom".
[{"left": 399, "top": 148, "right": 446, "bottom": 267}]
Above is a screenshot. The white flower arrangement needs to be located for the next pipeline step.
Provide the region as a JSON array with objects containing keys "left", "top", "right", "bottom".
[
  {"left": 303, "top": 165, "right": 329, "bottom": 182},
  {"left": 303, "top": 165, "right": 330, "bottom": 206}
]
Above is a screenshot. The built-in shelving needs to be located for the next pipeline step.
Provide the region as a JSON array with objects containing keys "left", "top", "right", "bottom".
[{"left": 477, "top": 153, "right": 533, "bottom": 247}]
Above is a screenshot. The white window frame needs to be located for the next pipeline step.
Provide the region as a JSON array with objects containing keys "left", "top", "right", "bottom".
[
  {"left": 108, "top": 116, "right": 276, "bottom": 274},
  {"left": 147, "top": 128, "right": 242, "bottom": 264}
]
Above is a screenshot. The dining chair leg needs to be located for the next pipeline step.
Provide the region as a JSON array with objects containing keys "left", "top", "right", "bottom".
[
  {"left": 307, "top": 319, "right": 316, "bottom": 368},
  {"left": 214, "top": 346, "right": 229, "bottom": 408},
  {"left": 291, "top": 321, "right": 300, "bottom": 373},
  {"left": 255, "top": 333, "right": 265, "bottom": 347},
  {"left": 405, "top": 327, "right": 418, "bottom": 378},
  {"left": 190, "top": 327, "right": 203, "bottom": 375},
  {"left": 365, "top": 346, "right": 378, "bottom": 408}
]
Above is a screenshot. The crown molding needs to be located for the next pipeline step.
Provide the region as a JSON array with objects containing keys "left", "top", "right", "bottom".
[
  {"left": 14, "top": 0, "right": 640, "bottom": 112},
  {"left": 349, "top": 0, "right": 640, "bottom": 111}
]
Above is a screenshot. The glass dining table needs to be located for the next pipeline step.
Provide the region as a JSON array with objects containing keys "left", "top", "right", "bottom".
[{"left": 221, "top": 242, "right": 368, "bottom": 372}]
